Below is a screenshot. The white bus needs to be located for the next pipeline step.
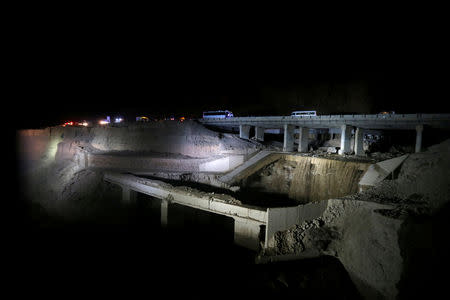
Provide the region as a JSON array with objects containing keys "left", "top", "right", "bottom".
[
  {"left": 291, "top": 110, "right": 317, "bottom": 117},
  {"left": 202, "top": 110, "right": 234, "bottom": 119}
]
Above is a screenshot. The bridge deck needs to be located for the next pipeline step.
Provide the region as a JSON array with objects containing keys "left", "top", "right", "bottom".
[
  {"left": 104, "top": 172, "right": 267, "bottom": 224},
  {"left": 199, "top": 113, "right": 450, "bottom": 130}
]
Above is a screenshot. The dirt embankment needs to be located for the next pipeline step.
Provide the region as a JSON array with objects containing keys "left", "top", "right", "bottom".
[
  {"left": 243, "top": 155, "right": 371, "bottom": 204},
  {"left": 88, "top": 121, "right": 259, "bottom": 158},
  {"left": 16, "top": 121, "right": 259, "bottom": 219},
  {"left": 19, "top": 120, "right": 259, "bottom": 158}
]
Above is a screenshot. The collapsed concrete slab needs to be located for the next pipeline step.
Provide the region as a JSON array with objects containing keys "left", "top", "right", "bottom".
[
  {"left": 265, "top": 200, "right": 329, "bottom": 248},
  {"left": 218, "top": 150, "right": 278, "bottom": 185},
  {"left": 199, "top": 155, "right": 244, "bottom": 173},
  {"left": 359, "top": 154, "right": 409, "bottom": 191},
  {"left": 104, "top": 172, "right": 267, "bottom": 250}
]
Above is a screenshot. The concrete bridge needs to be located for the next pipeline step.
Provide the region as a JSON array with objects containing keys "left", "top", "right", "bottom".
[
  {"left": 199, "top": 113, "right": 450, "bottom": 155},
  {"left": 103, "top": 172, "right": 328, "bottom": 251},
  {"left": 103, "top": 150, "right": 409, "bottom": 253}
]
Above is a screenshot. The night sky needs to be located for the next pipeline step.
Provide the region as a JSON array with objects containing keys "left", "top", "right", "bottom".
[{"left": 11, "top": 10, "right": 446, "bottom": 129}]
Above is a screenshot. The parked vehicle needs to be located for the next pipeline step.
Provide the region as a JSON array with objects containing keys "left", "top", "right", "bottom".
[
  {"left": 379, "top": 111, "right": 395, "bottom": 115},
  {"left": 99, "top": 116, "right": 111, "bottom": 125},
  {"left": 62, "top": 121, "right": 89, "bottom": 127},
  {"left": 136, "top": 116, "right": 149, "bottom": 122},
  {"left": 379, "top": 111, "right": 395, "bottom": 119},
  {"left": 202, "top": 110, "right": 234, "bottom": 119},
  {"left": 291, "top": 110, "right": 317, "bottom": 117},
  {"left": 114, "top": 116, "right": 124, "bottom": 123}
]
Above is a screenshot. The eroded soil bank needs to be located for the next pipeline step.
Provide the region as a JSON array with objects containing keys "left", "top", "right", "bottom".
[{"left": 241, "top": 155, "right": 371, "bottom": 204}]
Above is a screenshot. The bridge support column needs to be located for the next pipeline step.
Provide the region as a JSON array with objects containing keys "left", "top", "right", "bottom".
[
  {"left": 234, "top": 218, "right": 262, "bottom": 251},
  {"left": 161, "top": 199, "right": 169, "bottom": 228},
  {"left": 339, "top": 125, "right": 352, "bottom": 155},
  {"left": 239, "top": 125, "right": 251, "bottom": 139},
  {"left": 122, "top": 187, "right": 137, "bottom": 204},
  {"left": 283, "top": 124, "right": 295, "bottom": 152},
  {"left": 354, "top": 127, "right": 365, "bottom": 156},
  {"left": 298, "top": 127, "right": 309, "bottom": 152},
  {"left": 255, "top": 126, "right": 264, "bottom": 141},
  {"left": 415, "top": 125, "right": 423, "bottom": 153}
]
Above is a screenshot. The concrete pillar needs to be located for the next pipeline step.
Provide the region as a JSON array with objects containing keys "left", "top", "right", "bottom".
[
  {"left": 239, "top": 125, "right": 251, "bottom": 139},
  {"left": 298, "top": 127, "right": 309, "bottom": 152},
  {"left": 255, "top": 126, "right": 264, "bottom": 141},
  {"left": 122, "top": 187, "right": 137, "bottom": 204},
  {"left": 311, "top": 130, "right": 318, "bottom": 143},
  {"left": 354, "top": 127, "right": 365, "bottom": 156},
  {"left": 339, "top": 125, "right": 352, "bottom": 155},
  {"left": 234, "top": 218, "right": 262, "bottom": 251},
  {"left": 161, "top": 199, "right": 169, "bottom": 228},
  {"left": 283, "top": 124, "right": 295, "bottom": 152},
  {"left": 415, "top": 124, "right": 423, "bottom": 153}
]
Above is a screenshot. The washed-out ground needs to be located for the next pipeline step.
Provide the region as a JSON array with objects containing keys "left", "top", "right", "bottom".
[{"left": 13, "top": 122, "right": 450, "bottom": 299}]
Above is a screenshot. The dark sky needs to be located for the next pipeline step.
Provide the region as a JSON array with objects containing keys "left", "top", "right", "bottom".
[{"left": 11, "top": 10, "right": 447, "bottom": 129}]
